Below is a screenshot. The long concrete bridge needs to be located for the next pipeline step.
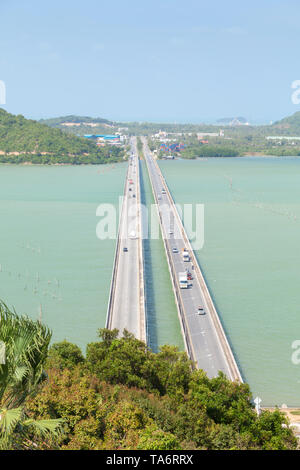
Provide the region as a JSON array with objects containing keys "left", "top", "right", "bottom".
[{"left": 106, "top": 135, "right": 242, "bottom": 382}]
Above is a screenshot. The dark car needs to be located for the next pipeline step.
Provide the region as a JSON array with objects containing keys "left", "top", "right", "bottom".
[{"left": 123, "top": 247, "right": 128, "bottom": 252}]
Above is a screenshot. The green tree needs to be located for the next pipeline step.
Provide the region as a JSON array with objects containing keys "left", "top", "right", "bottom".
[
  {"left": 0, "top": 301, "right": 63, "bottom": 449},
  {"left": 46, "top": 340, "right": 85, "bottom": 370}
]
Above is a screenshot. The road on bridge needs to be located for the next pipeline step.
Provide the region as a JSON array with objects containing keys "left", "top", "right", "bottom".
[
  {"left": 108, "top": 137, "right": 145, "bottom": 341},
  {"left": 142, "top": 137, "right": 240, "bottom": 380}
]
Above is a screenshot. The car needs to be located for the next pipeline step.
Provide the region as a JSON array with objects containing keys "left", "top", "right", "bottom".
[
  {"left": 123, "top": 247, "right": 128, "bottom": 252},
  {"left": 197, "top": 306, "right": 205, "bottom": 315},
  {"left": 132, "top": 194, "right": 136, "bottom": 198},
  {"left": 172, "top": 247, "right": 178, "bottom": 253},
  {"left": 169, "top": 230, "right": 173, "bottom": 235}
]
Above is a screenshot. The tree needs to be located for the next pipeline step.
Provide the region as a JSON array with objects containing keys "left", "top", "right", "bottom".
[
  {"left": 0, "top": 301, "right": 63, "bottom": 449},
  {"left": 46, "top": 340, "right": 85, "bottom": 370}
]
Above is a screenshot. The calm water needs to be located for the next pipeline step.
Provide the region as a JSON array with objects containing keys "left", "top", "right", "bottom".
[
  {"left": 0, "top": 164, "right": 126, "bottom": 351},
  {"left": 159, "top": 156, "right": 300, "bottom": 406},
  {"left": 0, "top": 163, "right": 183, "bottom": 355},
  {"left": 140, "top": 161, "right": 183, "bottom": 351}
]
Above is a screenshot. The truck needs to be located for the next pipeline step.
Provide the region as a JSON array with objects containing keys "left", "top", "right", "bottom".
[
  {"left": 182, "top": 248, "right": 190, "bottom": 262},
  {"left": 179, "top": 271, "right": 188, "bottom": 289}
]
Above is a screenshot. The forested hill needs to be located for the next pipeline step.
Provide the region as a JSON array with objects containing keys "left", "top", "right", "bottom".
[
  {"left": 0, "top": 109, "right": 124, "bottom": 164},
  {"left": 273, "top": 111, "right": 300, "bottom": 133}
]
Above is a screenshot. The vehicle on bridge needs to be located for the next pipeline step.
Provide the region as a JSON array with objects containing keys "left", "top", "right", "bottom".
[
  {"left": 130, "top": 231, "right": 137, "bottom": 239},
  {"left": 172, "top": 247, "right": 178, "bottom": 253},
  {"left": 197, "top": 306, "right": 205, "bottom": 315},
  {"left": 179, "top": 271, "right": 188, "bottom": 289},
  {"left": 182, "top": 249, "right": 190, "bottom": 262}
]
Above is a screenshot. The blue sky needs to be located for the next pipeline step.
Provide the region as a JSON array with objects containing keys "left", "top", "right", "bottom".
[{"left": 1, "top": 0, "right": 300, "bottom": 123}]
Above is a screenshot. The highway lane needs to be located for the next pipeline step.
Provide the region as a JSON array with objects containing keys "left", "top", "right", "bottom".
[
  {"left": 142, "top": 137, "right": 237, "bottom": 379},
  {"left": 109, "top": 137, "right": 145, "bottom": 339}
]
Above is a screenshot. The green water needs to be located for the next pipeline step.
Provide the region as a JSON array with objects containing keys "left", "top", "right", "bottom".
[
  {"left": 140, "top": 161, "right": 183, "bottom": 351},
  {"left": 0, "top": 162, "right": 183, "bottom": 356},
  {"left": 0, "top": 164, "right": 126, "bottom": 351},
  {"left": 159, "top": 156, "right": 300, "bottom": 406}
]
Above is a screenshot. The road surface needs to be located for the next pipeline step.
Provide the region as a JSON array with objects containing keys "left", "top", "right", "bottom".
[
  {"left": 106, "top": 137, "right": 146, "bottom": 341},
  {"left": 142, "top": 137, "right": 241, "bottom": 380}
]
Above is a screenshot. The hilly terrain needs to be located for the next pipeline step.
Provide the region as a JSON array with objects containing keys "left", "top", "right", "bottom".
[
  {"left": 0, "top": 109, "right": 124, "bottom": 164},
  {"left": 272, "top": 111, "right": 300, "bottom": 134}
]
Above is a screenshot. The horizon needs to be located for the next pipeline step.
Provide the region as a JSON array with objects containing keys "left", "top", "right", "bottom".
[
  {"left": 1, "top": 0, "right": 300, "bottom": 122},
  {"left": 0, "top": 106, "right": 294, "bottom": 127}
]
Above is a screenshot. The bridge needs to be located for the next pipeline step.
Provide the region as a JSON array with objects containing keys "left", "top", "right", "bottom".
[
  {"left": 141, "top": 137, "right": 242, "bottom": 381},
  {"left": 105, "top": 137, "right": 146, "bottom": 341},
  {"left": 106, "top": 135, "right": 242, "bottom": 382}
]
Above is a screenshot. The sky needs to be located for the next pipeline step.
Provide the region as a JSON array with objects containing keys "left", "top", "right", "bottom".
[{"left": 0, "top": 0, "right": 300, "bottom": 123}]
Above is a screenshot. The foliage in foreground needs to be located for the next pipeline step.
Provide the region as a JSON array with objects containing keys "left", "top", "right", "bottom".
[
  {"left": 0, "top": 302, "right": 63, "bottom": 449},
  {"left": 24, "top": 328, "right": 297, "bottom": 450}
]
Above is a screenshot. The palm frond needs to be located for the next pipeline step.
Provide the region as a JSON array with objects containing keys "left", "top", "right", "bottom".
[{"left": 0, "top": 406, "right": 23, "bottom": 435}]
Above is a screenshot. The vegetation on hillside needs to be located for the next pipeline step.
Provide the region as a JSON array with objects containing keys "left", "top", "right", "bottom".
[
  {"left": 0, "top": 109, "right": 124, "bottom": 164},
  {"left": 0, "top": 303, "right": 297, "bottom": 450},
  {"left": 273, "top": 111, "right": 300, "bottom": 134}
]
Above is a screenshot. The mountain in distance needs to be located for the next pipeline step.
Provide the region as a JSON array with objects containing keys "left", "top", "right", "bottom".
[
  {"left": 272, "top": 111, "right": 300, "bottom": 133},
  {"left": 39, "top": 115, "right": 114, "bottom": 127},
  {"left": 216, "top": 116, "right": 249, "bottom": 125}
]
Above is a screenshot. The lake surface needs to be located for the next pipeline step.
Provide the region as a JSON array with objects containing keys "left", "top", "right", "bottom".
[
  {"left": 140, "top": 161, "right": 184, "bottom": 351},
  {"left": 0, "top": 163, "right": 183, "bottom": 355},
  {"left": 0, "top": 164, "right": 126, "bottom": 350},
  {"left": 159, "top": 156, "right": 300, "bottom": 406}
]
